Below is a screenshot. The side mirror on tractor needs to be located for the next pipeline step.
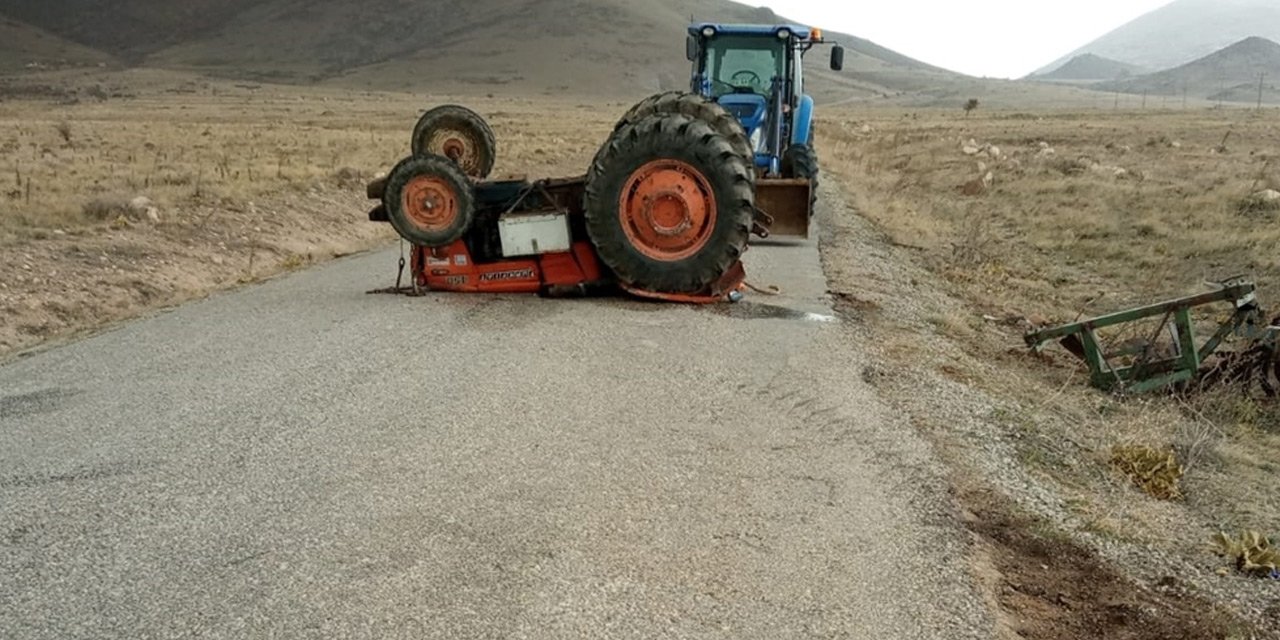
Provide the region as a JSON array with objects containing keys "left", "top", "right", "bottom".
[
  {"left": 824, "top": 44, "right": 844, "bottom": 71},
  {"left": 830, "top": 45, "right": 845, "bottom": 72},
  {"left": 686, "top": 34, "right": 698, "bottom": 62}
]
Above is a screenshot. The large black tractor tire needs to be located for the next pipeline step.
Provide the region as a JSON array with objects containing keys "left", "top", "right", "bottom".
[
  {"left": 585, "top": 114, "right": 754, "bottom": 294},
  {"left": 782, "top": 143, "right": 820, "bottom": 214},
  {"left": 609, "top": 92, "right": 754, "bottom": 172},
  {"left": 382, "top": 154, "right": 475, "bottom": 247},
  {"left": 410, "top": 105, "right": 497, "bottom": 180}
]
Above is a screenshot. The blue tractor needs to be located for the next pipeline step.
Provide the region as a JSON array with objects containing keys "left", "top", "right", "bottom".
[
  {"left": 687, "top": 23, "right": 843, "bottom": 182},
  {"left": 605, "top": 23, "right": 843, "bottom": 239}
]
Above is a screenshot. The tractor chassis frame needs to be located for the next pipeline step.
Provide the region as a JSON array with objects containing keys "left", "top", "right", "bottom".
[{"left": 369, "top": 174, "right": 748, "bottom": 304}]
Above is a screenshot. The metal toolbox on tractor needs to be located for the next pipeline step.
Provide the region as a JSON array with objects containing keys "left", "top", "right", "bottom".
[{"left": 498, "top": 212, "right": 572, "bottom": 257}]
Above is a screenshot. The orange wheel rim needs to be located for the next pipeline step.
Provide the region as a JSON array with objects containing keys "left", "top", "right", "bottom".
[
  {"left": 401, "top": 174, "right": 459, "bottom": 232},
  {"left": 426, "top": 126, "right": 482, "bottom": 176},
  {"left": 618, "top": 159, "right": 717, "bottom": 262},
  {"left": 441, "top": 138, "right": 466, "bottom": 162}
]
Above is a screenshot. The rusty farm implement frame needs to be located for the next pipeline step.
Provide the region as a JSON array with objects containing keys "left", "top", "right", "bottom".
[{"left": 1024, "top": 279, "right": 1280, "bottom": 395}]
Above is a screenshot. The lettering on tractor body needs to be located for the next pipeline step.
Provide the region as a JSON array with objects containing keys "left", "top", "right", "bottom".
[{"left": 480, "top": 269, "right": 536, "bottom": 283}]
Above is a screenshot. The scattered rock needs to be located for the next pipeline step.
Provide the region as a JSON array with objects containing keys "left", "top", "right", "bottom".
[
  {"left": 1088, "top": 162, "right": 1130, "bottom": 179},
  {"left": 859, "top": 124, "right": 873, "bottom": 134},
  {"left": 1026, "top": 313, "right": 1050, "bottom": 328},
  {"left": 1037, "top": 147, "right": 1056, "bottom": 158},
  {"left": 1238, "top": 189, "right": 1280, "bottom": 216},
  {"left": 958, "top": 171, "right": 995, "bottom": 196},
  {"left": 985, "top": 145, "right": 1002, "bottom": 160},
  {"left": 962, "top": 139, "right": 982, "bottom": 156},
  {"left": 128, "top": 196, "right": 153, "bottom": 214}
]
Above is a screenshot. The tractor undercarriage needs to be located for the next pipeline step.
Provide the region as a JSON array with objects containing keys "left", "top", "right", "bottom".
[{"left": 365, "top": 96, "right": 815, "bottom": 303}]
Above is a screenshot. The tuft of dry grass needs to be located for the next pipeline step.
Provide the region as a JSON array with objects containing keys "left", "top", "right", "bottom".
[
  {"left": 81, "top": 196, "right": 132, "bottom": 220},
  {"left": 1235, "top": 191, "right": 1280, "bottom": 218},
  {"left": 1211, "top": 530, "right": 1280, "bottom": 577},
  {"left": 53, "top": 121, "right": 73, "bottom": 145},
  {"left": 1110, "top": 443, "right": 1184, "bottom": 500}
]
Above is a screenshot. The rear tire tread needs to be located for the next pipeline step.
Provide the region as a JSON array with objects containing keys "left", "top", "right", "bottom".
[
  {"left": 585, "top": 114, "right": 754, "bottom": 294},
  {"left": 609, "top": 92, "right": 754, "bottom": 172}
]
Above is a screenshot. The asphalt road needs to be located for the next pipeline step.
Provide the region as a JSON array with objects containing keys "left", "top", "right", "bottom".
[{"left": 1, "top": 210, "right": 990, "bottom": 638}]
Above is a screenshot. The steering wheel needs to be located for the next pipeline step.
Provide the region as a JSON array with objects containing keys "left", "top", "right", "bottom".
[{"left": 730, "top": 70, "right": 762, "bottom": 88}]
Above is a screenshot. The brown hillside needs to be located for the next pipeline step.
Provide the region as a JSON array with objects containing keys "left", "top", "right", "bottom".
[
  {"left": 0, "top": 17, "right": 116, "bottom": 72},
  {"left": 146, "top": 0, "right": 954, "bottom": 97},
  {"left": 0, "top": 0, "right": 955, "bottom": 99},
  {"left": 1, "top": 1, "right": 260, "bottom": 62}
]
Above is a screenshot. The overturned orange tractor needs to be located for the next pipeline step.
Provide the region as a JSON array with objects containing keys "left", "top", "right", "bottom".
[{"left": 367, "top": 97, "right": 811, "bottom": 302}]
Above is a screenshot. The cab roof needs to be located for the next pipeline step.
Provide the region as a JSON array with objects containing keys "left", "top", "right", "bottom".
[{"left": 689, "top": 23, "right": 815, "bottom": 40}]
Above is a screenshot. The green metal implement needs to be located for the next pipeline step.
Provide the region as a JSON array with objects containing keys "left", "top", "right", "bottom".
[{"left": 1024, "top": 279, "right": 1279, "bottom": 394}]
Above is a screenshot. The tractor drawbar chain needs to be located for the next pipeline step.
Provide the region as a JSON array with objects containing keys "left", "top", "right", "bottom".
[{"left": 366, "top": 240, "right": 426, "bottom": 297}]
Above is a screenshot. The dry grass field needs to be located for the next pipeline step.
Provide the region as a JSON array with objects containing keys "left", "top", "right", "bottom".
[
  {"left": 820, "top": 105, "right": 1280, "bottom": 629},
  {"left": 0, "top": 73, "right": 622, "bottom": 357}
]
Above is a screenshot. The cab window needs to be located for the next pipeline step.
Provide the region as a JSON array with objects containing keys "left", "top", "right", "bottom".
[{"left": 706, "top": 36, "right": 783, "bottom": 98}]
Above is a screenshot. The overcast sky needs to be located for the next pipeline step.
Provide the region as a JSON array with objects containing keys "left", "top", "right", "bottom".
[{"left": 738, "top": 0, "right": 1173, "bottom": 77}]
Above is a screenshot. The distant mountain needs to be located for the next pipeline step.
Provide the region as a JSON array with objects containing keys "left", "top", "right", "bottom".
[
  {"left": 1095, "top": 36, "right": 1280, "bottom": 104},
  {"left": 1031, "top": 53, "right": 1146, "bottom": 82},
  {"left": 1036, "top": 0, "right": 1280, "bottom": 74}
]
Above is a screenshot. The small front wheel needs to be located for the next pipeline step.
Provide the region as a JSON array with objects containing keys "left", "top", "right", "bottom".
[
  {"left": 382, "top": 154, "right": 475, "bottom": 247},
  {"left": 410, "top": 105, "right": 497, "bottom": 180}
]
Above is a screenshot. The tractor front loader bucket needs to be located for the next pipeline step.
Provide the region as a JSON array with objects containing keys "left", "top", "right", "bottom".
[{"left": 754, "top": 178, "right": 812, "bottom": 238}]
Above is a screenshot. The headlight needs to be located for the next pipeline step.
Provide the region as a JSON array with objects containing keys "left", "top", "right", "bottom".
[
  {"left": 702, "top": 27, "right": 716, "bottom": 37},
  {"left": 750, "top": 128, "right": 763, "bottom": 152},
  {"left": 777, "top": 28, "right": 792, "bottom": 40}
]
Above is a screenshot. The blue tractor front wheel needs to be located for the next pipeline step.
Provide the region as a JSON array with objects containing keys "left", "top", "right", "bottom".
[{"left": 782, "top": 144, "right": 820, "bottom": 214}]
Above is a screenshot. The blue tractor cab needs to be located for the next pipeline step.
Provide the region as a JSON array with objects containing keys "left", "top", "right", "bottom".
[{"left": 686, "top": 23, "right": 844, "bottom": 179}]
